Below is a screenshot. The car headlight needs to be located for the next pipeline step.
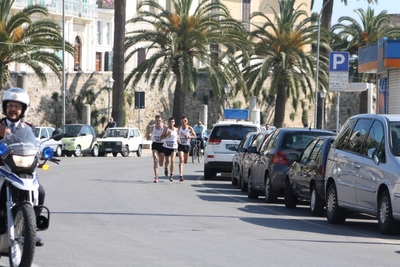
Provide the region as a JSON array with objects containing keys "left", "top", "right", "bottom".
[
  {"left": 98, "top": 142, "right": 102, "bottom": 145},
  {"left": 12, "top": 155, "right": 35, "bottom": 167},
  {"left": 117, "top": 141, "right": 122, "bottom": 146}
]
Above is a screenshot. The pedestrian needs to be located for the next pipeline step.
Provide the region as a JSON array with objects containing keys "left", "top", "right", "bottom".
[
  {"left": 0, "top": 87, "right": 44, "bottom": 247},
  {"left": 148, "top": 115, "right": 165, "bottom": 183},
  {"left": 160, "top": 117, "right": 178, "bottom": 182},
  {"left": 265, "top": 123, "right": 273, "bottom": 134},
  {"left": 177, "top": 116, "right": 196, "bottom": 182},
  {"left": 104, "top": 117, "right": 117, "bottom": 131}
]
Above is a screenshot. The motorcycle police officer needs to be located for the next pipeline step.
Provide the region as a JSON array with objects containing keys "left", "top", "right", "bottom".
[{"left": 0, "top": 87, "right": 45, "bottom": 247}]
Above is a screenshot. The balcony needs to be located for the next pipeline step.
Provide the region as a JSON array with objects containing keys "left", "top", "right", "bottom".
[{"left": 13, "top": 0, "right": 98, "bottom": 19}]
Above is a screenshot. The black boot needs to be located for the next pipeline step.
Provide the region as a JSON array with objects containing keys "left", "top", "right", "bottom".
[{"left": 36, "top": 236, "right": 44, "bottom": 247}]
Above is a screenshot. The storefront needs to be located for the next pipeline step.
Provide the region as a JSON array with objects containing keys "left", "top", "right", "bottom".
[{"left": 358, "top": 38, "right": 400, "bottom": 114}]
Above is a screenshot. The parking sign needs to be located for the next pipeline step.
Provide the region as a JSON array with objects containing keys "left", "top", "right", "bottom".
[
  {"left": 329, "top": 52, "right": 349, "bottom": 91},
  {"left": 329, "top": 52, "right": 349, "bottom": 72}
]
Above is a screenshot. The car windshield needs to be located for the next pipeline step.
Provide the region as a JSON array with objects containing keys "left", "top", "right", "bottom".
[
  {"left": 61, "top": 125, "right": 82, "bottom": 138},
  {"left": 104, "top": 129, "right": 129, "bottom": 138}
]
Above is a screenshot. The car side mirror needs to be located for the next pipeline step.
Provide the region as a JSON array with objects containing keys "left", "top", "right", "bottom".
[
  {"left": 52, "top": 128, "right": 64, "bottom": 141},
  {"left": 367, "top": 148, "right": 379, "bottom": 164}
]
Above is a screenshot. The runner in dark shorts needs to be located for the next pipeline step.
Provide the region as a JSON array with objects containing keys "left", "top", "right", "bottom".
[
  {"left": 164, "top": 147, "right": 175, "bottom": 157},
  {"left": 178, "top": 143, "right": 190, "bottom": 154},
  {"left": 152, "top": 142, "right": 164, "bottom": 153}
]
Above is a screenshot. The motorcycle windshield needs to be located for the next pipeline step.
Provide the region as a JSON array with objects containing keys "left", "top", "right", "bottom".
[{"left": 3, "top": 123, "right": 39, "bottom": 155}]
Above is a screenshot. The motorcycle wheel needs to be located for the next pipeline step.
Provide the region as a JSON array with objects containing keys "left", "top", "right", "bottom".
[{"left": 9, "top": 203, "right": 36, "bottom": 267}]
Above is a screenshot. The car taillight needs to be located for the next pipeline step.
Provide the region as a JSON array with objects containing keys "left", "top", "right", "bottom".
[
  {"left": 273, "top": 151, "right": 288, "bottom": 165},
  {"left": 208, "top": 138, "right": 221, "bottom": 145}
]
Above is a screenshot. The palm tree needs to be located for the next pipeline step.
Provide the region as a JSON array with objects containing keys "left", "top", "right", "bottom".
[
  {"left": 0, "top": 0, "right": 74, "bottom": 89},
  {"left": 124, "top": 0, "right": 251, "bottom": 123},
  {"left": 112, "top": 0, "right": 126, "bottom": 126},
  {"left": 245, "top": 0, "right": 322, "bottom": 128},
  {"left": 332, "top": 7, "right": 400, "bottom": 113}
]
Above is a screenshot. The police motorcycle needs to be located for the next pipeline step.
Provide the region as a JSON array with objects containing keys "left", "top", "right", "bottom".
[{"left": 0, "top": 123, "right": 62, "bottom": 267}]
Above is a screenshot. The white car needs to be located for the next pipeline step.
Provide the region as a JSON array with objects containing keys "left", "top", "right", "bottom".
[
  {"left": 97, "top": 127, "right": 143, "bottom": 157},
  {"left": 204, "top": 121, "right": 261, "bottom": 180},
  {"left": 35, "top": 126, "right": 63, "bottom": 157}
]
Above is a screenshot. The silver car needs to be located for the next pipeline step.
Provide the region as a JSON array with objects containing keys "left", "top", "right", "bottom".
[
  {"left": 35, "top": 126, "right": 63, "bottom": 157},
  {"left": 325, "top": 114, "right": 400, "bottom": 234}
]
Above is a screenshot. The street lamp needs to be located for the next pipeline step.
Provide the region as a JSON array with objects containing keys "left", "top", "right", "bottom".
[
  {"left": 320, "top": 89, "right": 327, "bottom": 130},
  {"left": 224, "top": 84, "right": 231, "bottom": 108},
  {"left": 314, "top": 0, "right": 332, "bottom": 129},
  {"left": 105, "top": 77, "right": 115, "bottom": 119}
]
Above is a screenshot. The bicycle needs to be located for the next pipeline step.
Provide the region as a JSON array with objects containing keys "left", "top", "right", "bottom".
[{"left": 192, "top": 140, "right": 203, "bottom": 163}]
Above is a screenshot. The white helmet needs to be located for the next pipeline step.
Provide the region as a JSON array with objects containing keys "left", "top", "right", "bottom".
[{"left": 2, "top": 87, "right": 30, "bottom": 118}]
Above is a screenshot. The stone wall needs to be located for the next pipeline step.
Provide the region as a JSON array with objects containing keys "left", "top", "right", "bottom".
[{"left": 7, "top": 71, "right": 370, "bottom": 137}]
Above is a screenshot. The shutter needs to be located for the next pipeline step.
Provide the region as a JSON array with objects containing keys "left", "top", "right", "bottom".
[{"left": 388, "top": 69, "right": 400, "bottom": 114}]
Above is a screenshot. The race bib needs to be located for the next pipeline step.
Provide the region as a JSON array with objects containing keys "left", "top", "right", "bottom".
[
  {"left": 180, "top": 137, "right": 189, "bottom": 145},
  {"left": 166, "top": 141, "right": 174, "bottom": 148},
  {"left": 154, "top": 136, "right": 161, "bottom": 142}
]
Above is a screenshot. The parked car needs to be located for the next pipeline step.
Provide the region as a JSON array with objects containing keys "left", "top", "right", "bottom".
[
  {"left": 97, "top": 127, "right": 143, "bottom": 157},
  {"left": 285, "top": 136, "right": 335, "bottom": 215},
  {"left": 35, "top": 126, "right": 63, "bottom": 157},
  {"left": 246, "top": 128, "right": 336, "bottom": 202},
  {"left": 231, "top": 131, "right": 259, "bottom": 186},
  {"left": 240, "top": 132, "right": 270, "bottom": 192},
  {"left": 325, "top": 114, "right": 400, "bottom": 234},
  {"left": 204, "top": 121, "right": 261, "bottom": 180},
  {"left": 60, "top": 124, "right": 99, "bottom": 157}
]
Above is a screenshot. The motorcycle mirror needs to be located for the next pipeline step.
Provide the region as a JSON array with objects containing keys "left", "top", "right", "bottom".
[{"left": 52, "top": 128, "right": 64, "bottom": 141}]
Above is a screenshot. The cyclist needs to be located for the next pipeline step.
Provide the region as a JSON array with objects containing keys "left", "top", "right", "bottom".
[{"left": 193, "top": 120, "right": 206, "bottom": 149}]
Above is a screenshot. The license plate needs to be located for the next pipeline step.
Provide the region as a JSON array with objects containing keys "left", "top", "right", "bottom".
[
  {"left": 226, "top": 144, "right": 236, "bottom": 149},
  {"left": 105, "top": 148, "right": 112, "bottom": 151}
]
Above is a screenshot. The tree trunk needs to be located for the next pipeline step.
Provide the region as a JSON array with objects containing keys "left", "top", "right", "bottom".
[
  {"left": 112, "top": 0, "right": 126, "bottom": 127},
  {"left": 172, "top": 71, "right": 186, "bottom": 127},
  {"left": 273, "top": 82, "right": 287, "bottom": 128},
  {"left": 318, "top": 0, "right": 334, "bottom": 129}
]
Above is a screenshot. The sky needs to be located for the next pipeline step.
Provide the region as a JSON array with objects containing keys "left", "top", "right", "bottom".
[{"left": 312, "top": 0, "right": 398, "bottom": 24}]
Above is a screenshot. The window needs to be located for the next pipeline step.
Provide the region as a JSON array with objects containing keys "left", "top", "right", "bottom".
[
  {"left": 347, "top": 119, "right": 373, "bottom": 154},
  {"left": 363, "top": 120, "right": 385, "bottom": 161},
  {"left": 242, "top": 0, "right": 251, "bottom": 31},
  {"left": 332, "top": 118, "right": 355, "bottom": 150},
  {"left": 105, "top": 22, "right": 110, "bottom": 45},
  {"left": 309, "top": 139, "right": 323, "bottom": 163},
  {"left": 96, "top": 21, "right": 102, "bottom": 45},
  {"left": 138, "top": 49, "right": 146, "bottom": 65},
  {"left": 300, "top": 139, "right": 317, "bottom": 163}
]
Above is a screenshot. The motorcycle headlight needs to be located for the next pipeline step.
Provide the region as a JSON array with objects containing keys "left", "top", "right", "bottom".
[{"left": 12, "top": 155, "right": 35, "bottom": 168}]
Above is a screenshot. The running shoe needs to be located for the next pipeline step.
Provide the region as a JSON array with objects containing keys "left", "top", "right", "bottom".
[
  {"left": 154, "top": 177, "right": 159, "bottom": 183},
  {"left": 164, "top": 167, "right": 168, "bottom": 177},
  {"left": 179, "top": 176, "right": 184, "bottom": 182},
  {"left": 169, "top": 175, "right": 174, "bottom": 182}
]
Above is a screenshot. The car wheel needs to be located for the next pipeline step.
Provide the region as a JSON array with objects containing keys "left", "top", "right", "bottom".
[
  {"left": 91, "top": 145, "right": 99, "bottom": 157},
  {"left": 265, "top": 173, "right": 278, "bottom": 203},
  {"left": 284, "top": 178, "right": 297, "bottom": 209},
  {"left": 55, "top": 145, "right": 62, "bottom": 157},
  {"left": 112, "top": 152, "right": 118, "bottom": 157},
  {"left": 74, "top": 145, "right": 82, "bottom": 157},
  {"left": 326, "top": 183, "right": 346, "bottom": 224},
  {"left": 247, "top": 173, "right": 259, "bottom": 199},
  {"left": 136, "top": 145, "right": 142, "bottom": 157},
  {"left": 310, "top": 184, "right": 324, "bottom": 216},
  {"left": 121, "top": 146, "right": 130, "bottom": 157},
  {"left": 231, "top": 167, "right": 238, "bottom": 186},
  {"left": 204, "top": 166, "right": 214, "bottom": 180},
  {"left": 378, "top": 190, "right": 399, "bottom": 234}
]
